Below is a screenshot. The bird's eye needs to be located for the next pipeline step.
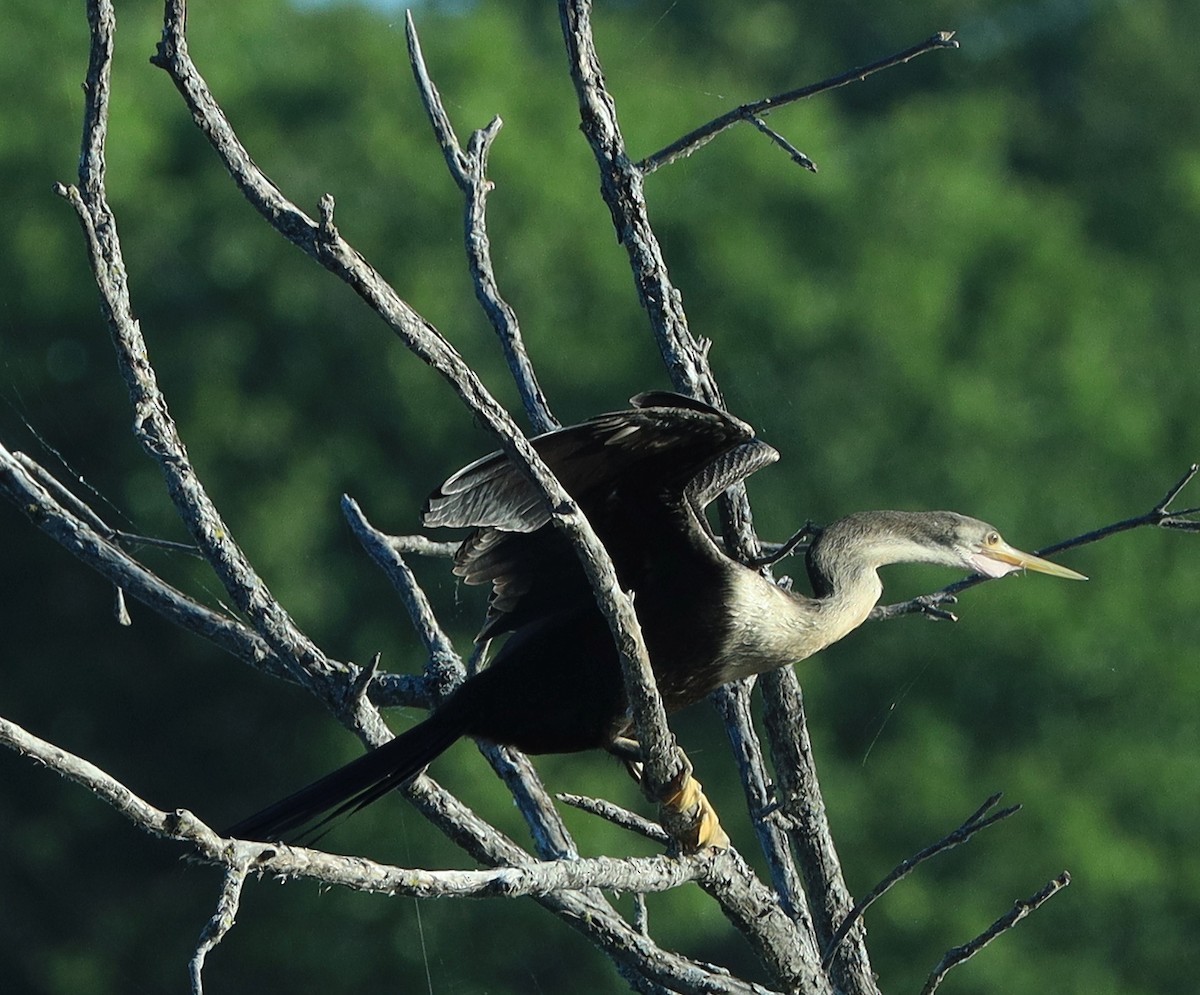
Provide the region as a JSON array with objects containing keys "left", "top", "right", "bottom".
[{"left": 985, "top": 531, "right": 1001, "bottom": 546}]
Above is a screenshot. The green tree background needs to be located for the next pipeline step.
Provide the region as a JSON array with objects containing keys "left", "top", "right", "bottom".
[{"left": 2, "top": 1, "right": 1196, "bottom": 992}]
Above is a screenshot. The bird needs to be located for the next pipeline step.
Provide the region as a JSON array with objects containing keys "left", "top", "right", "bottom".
[{"left": 226, "top": 391, "right": 1086, "bottom": 844}]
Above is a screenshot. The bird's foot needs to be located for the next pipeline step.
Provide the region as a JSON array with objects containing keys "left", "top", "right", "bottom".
[{"left": 657, "top": 767, "right": 730, "bottom": 854}]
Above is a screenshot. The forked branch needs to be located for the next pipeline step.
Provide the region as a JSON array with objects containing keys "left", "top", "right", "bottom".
[
  {"left": 822, "top": 794, "right": 1021, "bottom": 968},
  {"left": 404, "top": 11, "right": 556, "bottom": 434},
  {"left": 920, "top": 872, "right": 1071, "bottom": 995},
  {"left": 638, "top": 32, "right": 960, "bottom": 175}
]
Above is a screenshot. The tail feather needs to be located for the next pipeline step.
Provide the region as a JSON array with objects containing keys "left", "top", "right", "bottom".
[{"left": 225, "top": 704, "right": 468, "bottom": 843}]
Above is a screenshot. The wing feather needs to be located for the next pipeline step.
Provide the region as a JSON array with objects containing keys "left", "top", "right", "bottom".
[{"left": 422, "top": 393, "right": 773, "bottom": 640}]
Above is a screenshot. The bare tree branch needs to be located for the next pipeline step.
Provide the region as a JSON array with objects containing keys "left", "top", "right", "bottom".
[
  {"left": 342, "top": 495, "right": 462, "bottom": 694},
  {"left": 11, "top": 450, "right": 201, "bottom": 559},
  {"left": 343, "top": 494, "right": 582, "bottom": 861},
  {"left": 189, "top": 861, "right": 247, "bottom": 995},
  {"left": 920, "top": 872, "right": 1072, "bottom": 995},
  {"left": 1, "top": 704, "right": 786, "bottom": 995},
  {"left": 405, "top": 11, "right": 557, "bottom": 434},
  {"left": 0, "top": 443, "right": 292, "bottom": 683},
  {"left": 557, "top": 0, "right": 718, "bottom": 400},
  {"left": 744, "top": 114, "right": 817, "bottom": 173},
  {"left": 711, "top": 681, "right": 808, "bottom": 922},
  {"left": 638, "top": 32, "right": 960, "bottom": 175},
  {"left": 0, "top": 442, "right": 431, "bottom": 711},
  {"left": 759, "top": 666, "right": 880, "bottom": 995},
  {"left": 57, "top": 2, "right": 352, "bottom": 721},
  {"left": 384, "top": 533, "right": 460, "bottom": 558},
  {"left": 0, "top": 711, "right": 701, "bottom": 898},
  {"left": 822, "top": 794, "right": 1021, "bottom": 968},
  {"left": 559, "top": 792, "right": 672, "bottom": 845}
]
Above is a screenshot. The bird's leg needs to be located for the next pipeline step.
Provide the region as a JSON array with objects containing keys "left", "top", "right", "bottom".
[
  {"left": 657, "top": 763, "right": 730, "bottom": 853},
  {"left": 746, "top": 521, "right": 820, "bottom": 568},
  {"left": 608, "top": 739, "right": 730, "bottom": 853},
  {"left": 608, "top": 736, "right": 644, "bottom": 766}
]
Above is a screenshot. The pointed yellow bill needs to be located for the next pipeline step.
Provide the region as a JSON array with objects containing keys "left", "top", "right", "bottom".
[{"left": 973, "top": 539, "right": 1088, "bottom": 581}]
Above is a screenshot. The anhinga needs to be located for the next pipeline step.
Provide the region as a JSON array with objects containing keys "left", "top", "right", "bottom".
[{"left": 227, "top": 392, "right": 1085, "bottom": 844}]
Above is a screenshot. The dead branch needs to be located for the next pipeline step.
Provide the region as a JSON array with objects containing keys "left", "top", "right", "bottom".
[
  {"left": 189, "top": 862, "right": 247, "bottom": 995},
  {"left": 638, "top": 32, "right": 960, "bottom": 175},
  {"left": 711, "top": 681, "right": 809, "bottom": 921},
  {"left": 822, "top": 794, "right": 1021, "bottom": 969},
  {"left": 58, "top": 2, "right": 351, "bottom": 714},
  {"left": 405, "top": 11, "right": 557, "bottom": 434},
  {"left": 0, "top": 711, "right": 708, "bottom": 899},
  {"left": 759, "top": 665, "right": 879, "bottom": 994},
  {"left": 558, "top": 792, "right": 672, "bottom": 845},
  {"left": 0, "top": 443, "right": 297, "bottom": 684},
  {"left": 920, "top": 872, "right": 1072, "bottom": 995}
]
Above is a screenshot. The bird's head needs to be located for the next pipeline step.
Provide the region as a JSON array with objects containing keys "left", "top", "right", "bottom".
[{"left": 807, "top": 510, "right": 1087, "bottom": 595}]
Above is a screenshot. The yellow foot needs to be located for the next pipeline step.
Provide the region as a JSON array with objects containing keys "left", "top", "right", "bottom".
[{"left": 658, "top": 769, "right": 730, "bottom": 854}]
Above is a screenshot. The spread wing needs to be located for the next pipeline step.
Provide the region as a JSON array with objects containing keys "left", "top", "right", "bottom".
[{"left": 422, "top": 392, "right": 778, "bottom": 641}]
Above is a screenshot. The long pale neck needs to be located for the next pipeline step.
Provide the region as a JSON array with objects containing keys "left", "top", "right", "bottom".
[
  {"left": 720, "top": 560, "right": 884, "bottom": 681},
  {"left": 802, "top": 561, "right": 883, "bottom": 652},
  {"left": 777, "top": 559, "right": 883, "bottom": 657},
  {"left": 721, "top": 511, "right": 974, "bottom": 682},
  {"left": 800, "top": 512, "right": 939, "bottom": 652}
]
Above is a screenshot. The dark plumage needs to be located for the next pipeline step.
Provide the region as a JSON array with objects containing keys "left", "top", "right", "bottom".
[{"left": 226, "top": 393, "right": 1084, "bottom": 842}]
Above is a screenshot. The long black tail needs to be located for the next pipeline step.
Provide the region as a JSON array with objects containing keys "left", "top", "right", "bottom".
[{"left": 224, "top": 701, "right": 469, "bottom": 843}]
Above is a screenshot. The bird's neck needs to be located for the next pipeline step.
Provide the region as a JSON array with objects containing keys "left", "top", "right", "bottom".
[
  {"left": 805, "top": 562, "right": 884, "bottom": 650},
  {"left": 718, "top": 562, "right": 884, "bottom": 682}
]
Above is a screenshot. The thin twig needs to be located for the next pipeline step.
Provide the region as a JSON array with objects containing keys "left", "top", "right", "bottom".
[
  {"left": 746, "top": 115, "right": 817, "bottom": 172},
  {"left": 345, "top": 652, "right": 381, "bottom": 715},
  {"left": 632, "top": 892, "right": 651, "bottom": 935},
  {"left": 746, "top": 521, "right": 819, "bottom": 568},
  {"left": 558, "top": 792, "right": 672, "bottom": 845},
  {"left": 405, "top": 11, "right": 557, "bottom": 434},
  {"left": 920, "top": 872, "right": 1071, "bottom": 995},
  {"left": 638, "top": 32, "right": 959, "bottom": 174},
  {"left": 342, "top": 495, "right": 463, "bottom": 696},
  {"left": 12, "top": 451, "right": 201, "bottom": 558},
  {"left": 189, "top": 862, "right": 247, "bottom": 994},
  {"left": 385, "top": 534, "right": 460, "bottom": 558},
  {"left": 822, "top": 794, "right": 1020, "bottom": 968}
]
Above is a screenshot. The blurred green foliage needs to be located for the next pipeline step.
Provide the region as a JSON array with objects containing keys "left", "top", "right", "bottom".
[{"left": 1, "top": 0, "right": 1196, "bottom": 992}]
